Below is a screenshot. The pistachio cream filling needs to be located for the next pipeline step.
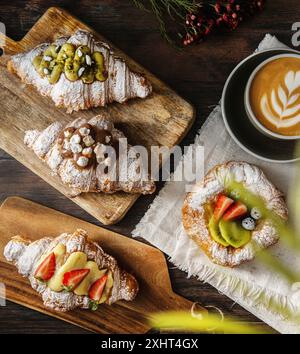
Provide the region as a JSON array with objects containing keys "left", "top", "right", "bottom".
[{"left": 33, "top": 43, "right": 108, "bottom": 84}]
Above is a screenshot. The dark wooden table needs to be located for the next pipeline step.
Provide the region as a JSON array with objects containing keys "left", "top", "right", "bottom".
[{"left": 0, "top": 0, "right": 296, "bottom": 334}]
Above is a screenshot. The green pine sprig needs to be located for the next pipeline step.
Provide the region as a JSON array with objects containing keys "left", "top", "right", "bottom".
[{"left": 132, "top": 0, "right": 201, "bottom": 44}]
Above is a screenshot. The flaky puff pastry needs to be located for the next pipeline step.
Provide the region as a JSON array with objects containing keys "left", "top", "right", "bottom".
[
  {"left": 4, "top": 229, "right": 139, "bottom": 312},
  {"left": 182, "top": 161, "right": 288, "bottom": 267},
  {"left": 7, "top": 30, "right": 152, "bottom": 113},
  {"left": 24, "top": 112, "right": 156, "bottom": 197}
]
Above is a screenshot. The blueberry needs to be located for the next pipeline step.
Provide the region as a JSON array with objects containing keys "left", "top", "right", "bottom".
[
  {"left": 242, "top": 217, "right": 255, "bottom": 231},
  {"left": 251, "top": 207, "right": 262, "bottom": 220}
]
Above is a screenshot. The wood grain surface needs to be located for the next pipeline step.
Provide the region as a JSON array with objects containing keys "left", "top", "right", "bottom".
[
  {"left": 0, "top": 7, "right": 194, "bottom": 225},
  {"left": 0, "top": 197, "right": 199, "bottom": 334},
  {"left": 0, "top": 0, "right": 293, "bottom": 333}
]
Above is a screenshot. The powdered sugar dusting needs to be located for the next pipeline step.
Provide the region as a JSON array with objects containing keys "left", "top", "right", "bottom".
[
  {"left": 30, "top": 122, "right": 63, "bottom": 158},
  {"left": 12, "top": 238, "right": 52, "bottom": 276},
  {"left": 183, "top": 161, "right": 288, "bottom": 267},
  {"left": 9, "top": 29, "right": 152, "bottom": 113},
  {"left": 3, "top": 236, "right": 29, "bottom": 263},
  {"left": 24, "top": 113, "right": 155, "bottom": 195},
  {"left": 3, "top": 229, "right": 138, "bottom": 312}
]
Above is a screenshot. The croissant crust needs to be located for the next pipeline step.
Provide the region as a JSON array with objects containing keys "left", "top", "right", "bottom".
[
  {"left": 24, "top": 112, "right": 156, "bottom": 196},
  {"left": 182, "top": 161, "right": 288, "bottom": 267},
  {"left": 7, "top": 29, "right": 152, "bottom": 113},
  {"left": 4, "top": 229, "right": 139, "bottom": 312}
]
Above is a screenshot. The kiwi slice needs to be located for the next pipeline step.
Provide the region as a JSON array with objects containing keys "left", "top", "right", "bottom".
[
  {"left": 208, "top": 216, "right": 229, "bottom": 247},
  {"left": 219, "top": 219, "right": 251, "bottom": 248}
]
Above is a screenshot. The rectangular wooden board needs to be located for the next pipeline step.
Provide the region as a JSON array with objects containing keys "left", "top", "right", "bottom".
[
  {"left": 0, "top": 197, "right": 198, "bottom": 334},
  {"left": 0, "top": 7, "right": 195, "bottom": 225}
]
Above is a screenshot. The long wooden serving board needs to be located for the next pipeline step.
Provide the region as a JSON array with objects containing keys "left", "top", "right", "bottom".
[
  {"left": 0, "top": 7, "right": 195, "bottom": 225},
  {"left": 0, "top": 197, "right": 202, "bottom": 334}
]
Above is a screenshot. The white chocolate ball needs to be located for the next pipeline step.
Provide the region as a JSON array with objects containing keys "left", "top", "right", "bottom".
[
  {"left": 70, "top": 134, "right": 81, "bottom": 144},
  {"left": 71, "top": 143, "right": 83, "bottom": 154},
  {"left": 77, "top": 156, "right": 89, "bottom": 167}
]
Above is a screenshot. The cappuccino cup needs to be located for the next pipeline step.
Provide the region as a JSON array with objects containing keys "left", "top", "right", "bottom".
[{"left": 245, "top": 53, "right": 300, "bottom": 140}]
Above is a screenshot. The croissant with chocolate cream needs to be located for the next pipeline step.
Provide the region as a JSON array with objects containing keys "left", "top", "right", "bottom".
[{"left": 24, "top": 112, "right": 156, "bottom": 196}]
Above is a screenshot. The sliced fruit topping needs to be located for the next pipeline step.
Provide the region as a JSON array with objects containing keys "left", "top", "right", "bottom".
[
  {"left": 208, "top": 216, "right": 229, "bottom": 247},
  {"left": 48, "top": 251, "right": 87, "bottom": 292},
  {"left": 219, "top": 219, "right": 251, "bottom": 248},
  {"left": 98, "top": 271, "right": 114, "bottom": 304},
  {"left": 62, "top": 269, "right": 90, "bottom": 291},
  {"left": 74, "top": 261, "right": 107, "bottom": 296},
  {"left": 242, "top": 217, "right": 256, "bottom": 231},
  {"left": 213, "top": 194, "right": 234, "bottom": 221},
  {"left": 34, "top": 252, "right": 56, "bottom": 281},
  {"left": 52, "top": 243, "right": 66, "bottom": 268},
  {"left": 250, "top": 207, "right": 262, "bottom": 220},
  {"left": 89, "top": 274, "right": 108, "bottom": 302},
  {"left": 223, "top": 202, "right": 247, "bottom": 221}
]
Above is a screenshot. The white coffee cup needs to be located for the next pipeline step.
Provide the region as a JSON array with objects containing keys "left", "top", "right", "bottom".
[{"left": 245, "top": 53, "right": 300, "bottom": 140}]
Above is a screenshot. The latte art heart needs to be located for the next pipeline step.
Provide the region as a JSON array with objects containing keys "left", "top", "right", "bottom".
[{"left": 250, "top": 57, "right": 300, "bottom": 136}]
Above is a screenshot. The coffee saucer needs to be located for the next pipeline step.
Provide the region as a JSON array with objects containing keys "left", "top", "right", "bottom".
[{"left": 221, "top": 49, "right": 300, "bottom": 163}]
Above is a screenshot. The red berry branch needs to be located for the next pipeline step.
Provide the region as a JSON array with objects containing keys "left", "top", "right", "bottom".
[
  {"left": 184, "top": 0, "right": 265, "bottom": 45},
  {"left": 132, "top": 0, "right": 266, "bottom": 46}
]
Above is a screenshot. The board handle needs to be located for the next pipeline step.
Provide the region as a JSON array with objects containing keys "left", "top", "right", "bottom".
[
  {"left": 0, "top": 33, "right": 13, "bottom": 53},
  {"left": 170, "top": 293, "right": 207, "bottom": 313},
  {"left": 158, "top": 291, "right": 207, "bottom": 315},
  {"left": 0, "top": 32, "right": 24, "bottom": 55}
]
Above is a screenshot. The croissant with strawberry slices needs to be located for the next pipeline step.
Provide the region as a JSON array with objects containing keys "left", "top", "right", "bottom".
[{"left": 4, "top": 229, "right": 139, "bottom": 312}]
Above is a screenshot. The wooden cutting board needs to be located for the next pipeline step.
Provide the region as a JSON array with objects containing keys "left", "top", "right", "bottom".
[
  {"left": 0, "top": 197, "right": 202, "bottom": 334},
  {"left": 0, "top": 7, "right": 195, "bottom": 225}
]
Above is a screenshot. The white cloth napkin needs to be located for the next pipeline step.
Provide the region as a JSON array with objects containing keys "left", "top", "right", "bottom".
[{"left": 133, "top": 34, "right": 300, "bottom": 334}]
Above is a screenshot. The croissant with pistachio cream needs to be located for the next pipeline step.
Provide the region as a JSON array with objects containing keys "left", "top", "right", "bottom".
[
  {"left": 7, "top": 29, "right": 152, "bottom": 113},
  {"left": 4, "top": 229, "right": 139, "bottom": 312}
]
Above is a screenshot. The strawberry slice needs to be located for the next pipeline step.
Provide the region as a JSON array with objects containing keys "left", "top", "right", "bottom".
[
  {"left": 223, "top": 202, "right": 247, "bottom": 221},
  {"left": 213, "top": 194, "right": 234, "bottom": 221},
  {"left": 89, "top": 274, "right": 108, "bottom": 302},
  {"left": 34, "top": 252, "right": 56, "bottom": 281},
  {"left": 62, "top": 269, "right": 90, "bottom": 291}
]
